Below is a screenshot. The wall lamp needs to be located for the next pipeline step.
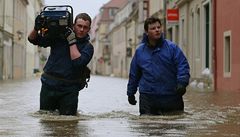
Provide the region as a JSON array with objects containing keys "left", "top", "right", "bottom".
[{"left": 17, "top": 30, "right": 24, "bottom": 40}]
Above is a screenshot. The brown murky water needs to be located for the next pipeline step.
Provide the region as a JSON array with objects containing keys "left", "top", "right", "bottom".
[{"left": 0, "top": 76, "right": 239, "bottom": 137}]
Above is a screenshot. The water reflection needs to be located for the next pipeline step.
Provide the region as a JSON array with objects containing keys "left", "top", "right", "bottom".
[
  {"left": 40, "top": 121, "right": 85, "bottom": 137},
  {"left": 0, "top": 76, "right": 239, "bottom": 137},
  {"left": 129, "top": 115, "right": 188, "bottom": 137}
]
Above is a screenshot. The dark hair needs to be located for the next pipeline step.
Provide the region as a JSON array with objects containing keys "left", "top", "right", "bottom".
[
  {"left": 74, "top": 13, "right": 92, "bottom": 26},
  {"left": 144, "top": 16, "right": 162, "bottom": 31}
]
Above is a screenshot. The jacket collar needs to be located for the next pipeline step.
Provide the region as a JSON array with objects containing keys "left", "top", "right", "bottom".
[
  {"left": 141, "top": 33, "right": 164, "bottom": 48},
  {"left": 76, "top": 34, "right": 90, "bottom": 43}
]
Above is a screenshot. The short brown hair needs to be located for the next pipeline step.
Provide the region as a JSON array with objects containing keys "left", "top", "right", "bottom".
[
  {"left": 144, "top": 16, "right": 162, "bottom": 31},
  {"left": 74, "top": 13, "right": 92, "bottom": 26}
]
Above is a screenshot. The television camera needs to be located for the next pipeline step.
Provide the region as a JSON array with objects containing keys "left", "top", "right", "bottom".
[{"left": 36, "top": 5, "right": 73, "bottom": 39}]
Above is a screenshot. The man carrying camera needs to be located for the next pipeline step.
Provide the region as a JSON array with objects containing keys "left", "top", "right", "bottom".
[{"left": 28, "top": 13, "right": 94, "bottom": 116}]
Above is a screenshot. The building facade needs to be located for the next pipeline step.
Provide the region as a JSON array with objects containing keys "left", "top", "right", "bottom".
[
  {"left": 90, "top": 0, "right": 128, "bottom": 76},
  {"left": 0, "top": 0, "right": 14, "bottom": 80},
  {"left": 90, "top": 0, "right": 149, "bottom": 77},
  {"left": 166, "top": 0, "right": 214, "bottom": 90},
  {"left": 215, "top": 0, "right": 240, "bottom": 92},
  {"left": 91, "top": 0, "right": 240, "bottom": 92},
  {"left": 0, "top": 0, "right": 44, "bottom": 80},
  {"left": 26, "top": 0, "right": 45, "bottom": 78},
  {"left": 13, "top": 0, "right": 29, "bottom": 79}
]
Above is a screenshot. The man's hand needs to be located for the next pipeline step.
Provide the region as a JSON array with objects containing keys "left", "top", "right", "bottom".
[
  {"left": 34, "top": 15, "right": 44, "bottom": 31},
  {"left": 176, "top": 84, "right": 186, "bottom": 96},
  {"left": 65, "top": 27, "right": 77, "bottom": 46},
  {"left": 128, "top": 95, "right": 137, "bottom": 105}
]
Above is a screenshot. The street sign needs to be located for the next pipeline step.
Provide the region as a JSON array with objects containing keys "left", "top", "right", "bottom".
[{"left": 167, "top": 9, "right": 179, "bottom": 22}]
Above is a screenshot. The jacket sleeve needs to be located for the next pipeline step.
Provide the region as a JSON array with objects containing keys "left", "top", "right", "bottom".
[
  {"left": 71, "top": 43, "right": 94, "bottom": 68},
  {"left": 174, "top": 46, "right": 190, "bottom": 87},
  {"left": 127, "top": 51, "right": 142, "bottom": 96},
  {"left": 28, "top": 35, "right": 51, "bottom": 48}
]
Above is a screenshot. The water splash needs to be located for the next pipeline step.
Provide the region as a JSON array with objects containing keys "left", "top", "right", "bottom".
[{"left": 29, "top": 110, "right": 93, "bottom": 122}]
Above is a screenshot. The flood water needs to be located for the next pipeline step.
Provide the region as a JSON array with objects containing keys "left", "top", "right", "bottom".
[{"left": 0, "top": 75, "right": 239, "bottom": 137}]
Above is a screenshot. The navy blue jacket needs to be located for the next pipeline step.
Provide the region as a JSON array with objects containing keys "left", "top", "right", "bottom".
[
  {"left": 29, "top": 34, "right": 94, "bottom": 91},
  {"left": 127, "top": 34, "right": 190, "bottom": 96}
]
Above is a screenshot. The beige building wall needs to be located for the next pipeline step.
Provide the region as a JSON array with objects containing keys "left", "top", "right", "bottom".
[
  {"left": 26, "top": 0, "right": 44, "bottom": 77},
  {"left": 3, "top": 0, "right": 14, "bottom": 33},
  {"left": 167, "top": 0, "right": 214, "bottom": 87},
  {"left": 1, "top": 0, "right": 14, "bottom": 80},
  {"left": 0, "top": 0, "right": 2, "bottom": 78},
  {"left": 109, "top": 1, "right": 137, "bottom": 77},
  {"left": 126, "top": 20, "right": 136, "bottom": 73},
  {"left": 0, "top": 0, "right": 4, "bottom": 27},
  {"left": 26, "top": 0, "right": 36, "bottom": 78},
  {"left": 96, "top": 23, "right": 108, "bottom": 75},
  {"left": 185, "top": 0, "right": 212, "bottom": 80},
  {"left": 0, "top": 0, "right": 44, "bottom": 80},
  {"left": 13, "top": 0, "right": 29, "bottom": 79},
  {"left": 89, "top": 15, "right": 100, "bottom": 75},
  {"left": 149, "top": 0, "right": 162, "bottom": 15},
  {"left": 187, "top": 0, "right": 204, "bottom": 79},
  {"left": 112, "top": 25, "right": 126, "bottom": 77}
]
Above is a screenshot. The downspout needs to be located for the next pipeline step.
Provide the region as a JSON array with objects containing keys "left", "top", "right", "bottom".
[
  {"left": 213, "top": 0, "right": 217, "bottom": 91},
  {"left": 1, "top": 0, "right": 6, "bottom": 80},
  {"left": 163, "top": 0, "right": 167, "bottom": 38},
  {"left": 12, "top": 0, "right": 15, "bottom": 79}
]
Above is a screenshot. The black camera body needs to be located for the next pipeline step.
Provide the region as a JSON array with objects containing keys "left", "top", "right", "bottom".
[{"left": 38, "top": 5, "right": 73, "bottom": 39}]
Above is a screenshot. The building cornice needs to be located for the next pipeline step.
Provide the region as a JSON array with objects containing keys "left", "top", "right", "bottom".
[{"left": 175, "top": 0, "right": 191, "bottom": 7}]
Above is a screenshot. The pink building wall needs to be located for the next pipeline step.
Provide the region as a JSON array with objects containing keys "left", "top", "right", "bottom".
[{"left": 216, "top": 0, "right": 240, "bottom": 92}]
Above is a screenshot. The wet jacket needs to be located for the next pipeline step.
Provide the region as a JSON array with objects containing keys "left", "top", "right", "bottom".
[
  {"left": 127, "top": 34, "right": 190, "bottom": 96},
  {"left": 29, "top": 34, "right": 94, "bottom": 91}
]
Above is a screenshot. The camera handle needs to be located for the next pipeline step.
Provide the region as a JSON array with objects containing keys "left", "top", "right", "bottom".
[{"left": 43, "top": 5, "right": 73, "bottom": 26}]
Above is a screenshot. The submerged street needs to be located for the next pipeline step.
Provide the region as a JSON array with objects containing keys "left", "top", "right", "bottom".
[{"left": 0, "top": 75, "right": 239, "bottom": 137}]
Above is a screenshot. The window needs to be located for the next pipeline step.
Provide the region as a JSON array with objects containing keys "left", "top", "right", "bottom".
[
  {"left": 175, "top": 25, "right": 179, "bottom": 44},
  {"left": 167, "top": 28, "right": 172, "bottom": 41},
  {"left": 223, "top": 31, "right": 231, "bottom": 77},
  {"left": 204, "top": 3, "right": 210, "bottom": 68}
]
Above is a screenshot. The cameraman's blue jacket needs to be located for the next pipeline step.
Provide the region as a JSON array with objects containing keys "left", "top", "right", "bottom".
[
  {"left": 30, "top": 35, "right": 94, "bottom": 91},
  {"left": 127, "top": 34, "right": 190, "bottom": 96}
]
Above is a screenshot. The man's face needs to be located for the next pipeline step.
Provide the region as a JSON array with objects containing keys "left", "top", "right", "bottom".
[
  {"left": 73, "top": 18, "right": 91, "bottom": 38},
  {"left": 146, "top": 22, "right": 162, "bottom": 41}
]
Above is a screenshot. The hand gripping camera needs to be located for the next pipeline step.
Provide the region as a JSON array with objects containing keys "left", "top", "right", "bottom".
[{"left": 37, "top": 5, "right": 73, "bottom": 39}]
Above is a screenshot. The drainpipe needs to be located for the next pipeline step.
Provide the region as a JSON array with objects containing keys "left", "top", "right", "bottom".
[
  {"left": 163, "top": 0, "right": 167, "bottom": 38},
  {"left": 1, "top": 0, "right": 5, "bottom": 80},
  {"left": 12, "top": 0, "right": 15, "bottom": 79},
  {"left": 213, "top": 0, "right": 217, "bottom": 91}
]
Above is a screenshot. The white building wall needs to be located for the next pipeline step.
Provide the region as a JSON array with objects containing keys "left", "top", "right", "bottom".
[
  {"left": 4, "top": 0, "right": 14, "bottom": 34},
  {"left": 109, "top": 1, "right": 133, "bottom": 77},
  {"left": 26, "top": 0, "right": 44, "bottom": 77},
  {"left": 26, "top": 0, "right": 37, "bottom": 77},
  {"left": 168, "top": 0, "right": 213, "bottom": 81},
  {"left": 149, "top": 0, "right": 162, "bottom": 16}
]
